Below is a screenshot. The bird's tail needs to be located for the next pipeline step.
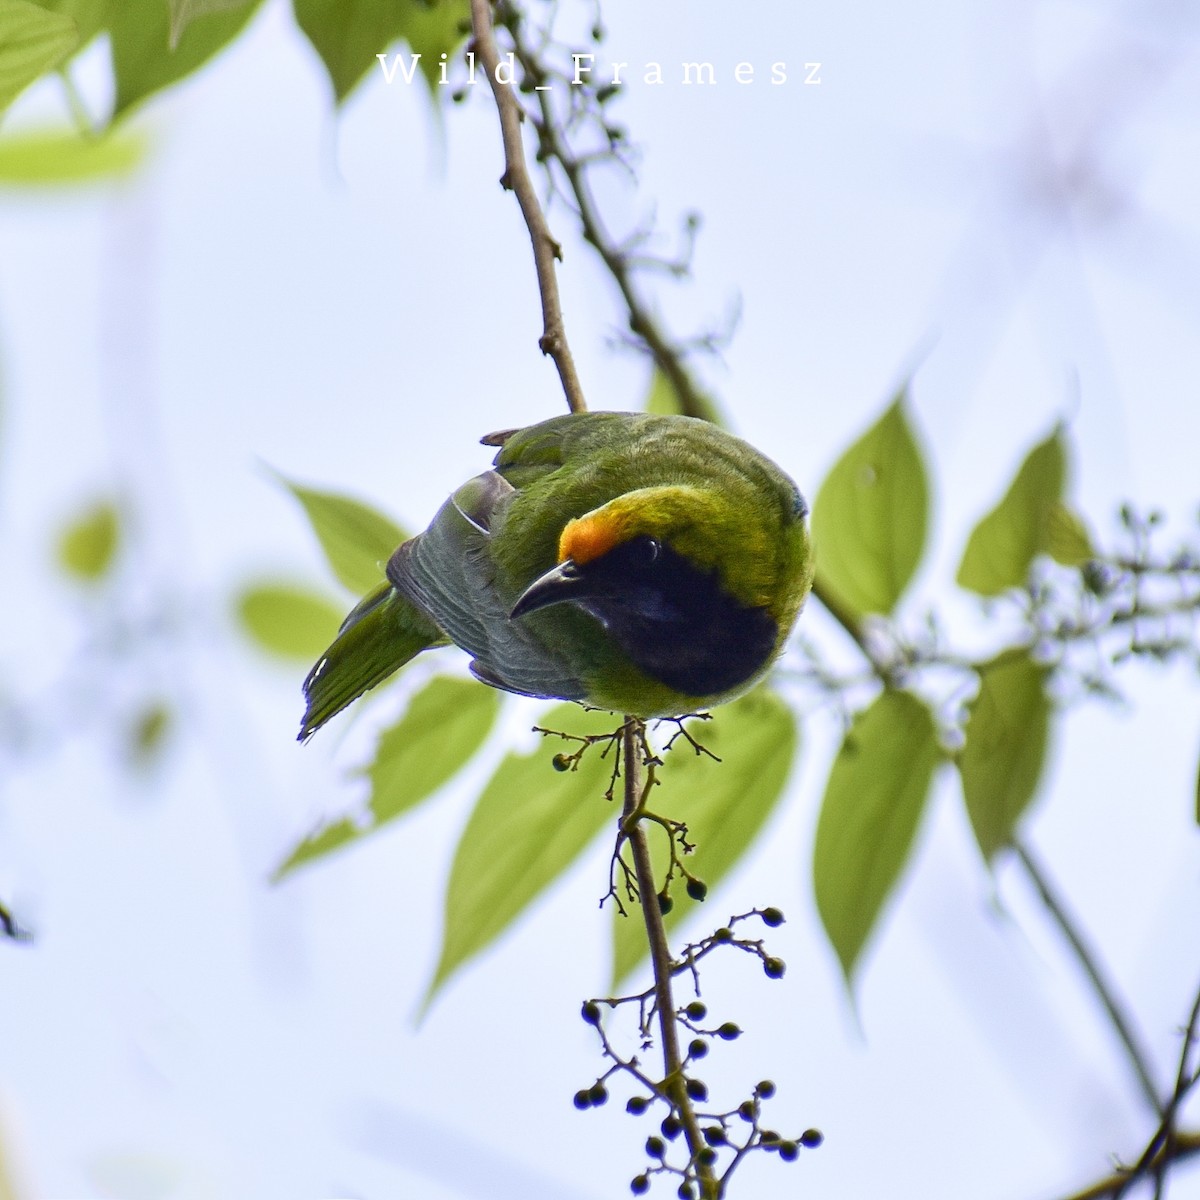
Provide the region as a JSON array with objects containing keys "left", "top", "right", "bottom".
[{"left": 299, "top": 584, "right": 445, "bottom": 741}]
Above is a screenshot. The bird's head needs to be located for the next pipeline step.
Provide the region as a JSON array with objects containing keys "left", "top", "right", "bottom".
[{"left": 508, "top": 484, "right": 805, "bottom": 626}]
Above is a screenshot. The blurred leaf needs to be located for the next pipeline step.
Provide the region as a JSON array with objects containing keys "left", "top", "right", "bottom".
[
  {"left": 1045, "top": 500, "right": 1094, "bottom": 568},
  {"left": 126, "top": 700, "right": 173, "bottom": 769},
  {"left": 810, "top": 393, "right": 929, "bottom": 621},
  {"left": 57, "top": 497, "right": 119, "bottom": 580},
  {"left": 235, "top": 581, "right": 342, "bottom": 660},
  {"left": 273, "top": 815, "right": 360, "bottom": 881},
  {"left": 0, "top": 0, "right": 78, "bottom": 105},
  {"left": 643, "top": 366, "right": 723, "bottom": 425},
  {"left": 168, "top": 0, "right": 255, "bottom": 48},
  {"left": 612, "top": 689, "right": 797, "bottom": 986},
  {"left": 0, "top": 0, "right": 77, "bottom": 109},
  {"left": 958, "top": 654, "right": 1050, "bottom": 861},
  {"left": 426, "top": 704, "right": 621, "bottom": 1005},
  {"left": 276, "top": 675, "right": 500, "bottom": 880},
  {"left": 27, "top": 0, "right": 106, "bottom": 49},
  {"left": 366, "top": 675, "right": 500, "bottom": 822},
  {"left": 275, "top": 472, "right": 407, "bottom": 596},
  {"left": 813, "top": 689, "right": 941, "bottom": 983},
  {"left": 0, "top": 127, "right": 145, "bottom": 185},
  {"left": 957, "top": 428, "right": 1093, "bottom": 595},
  {"left": 293, "top": 0, "right": 468, "bottom": 102},
  {"left": 110, "top": 0, "right": 263, "bottom": 120}
]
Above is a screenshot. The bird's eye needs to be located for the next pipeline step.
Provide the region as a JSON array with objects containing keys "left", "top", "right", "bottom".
[{"left": 642, "top": 537, "right": 661, "bottom": 565}]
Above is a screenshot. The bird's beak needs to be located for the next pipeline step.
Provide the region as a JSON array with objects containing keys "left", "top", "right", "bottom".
[{"left": 510, "top": 559, "right": 588, "bottom": 620}]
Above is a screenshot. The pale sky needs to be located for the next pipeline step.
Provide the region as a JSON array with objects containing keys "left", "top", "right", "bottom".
[{"left": 1, "top": 1, "right": 1199, "bottom": 1197}]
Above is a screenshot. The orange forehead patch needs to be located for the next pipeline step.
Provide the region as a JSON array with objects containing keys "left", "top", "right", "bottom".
[{"left": 558, "top": 514, "right": 623, "bottom": 566}]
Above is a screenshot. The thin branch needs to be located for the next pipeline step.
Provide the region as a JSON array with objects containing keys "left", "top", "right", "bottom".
[
  {"left": 622, "top": 719, "right": 719, "bottom": 1198},
  {"left": 467, "top": 0, "right": 587, "bottom": 414},
  {"left": 507, "top": 25, "right": 712, "bottom": 422},
  {"left": 1051, "top": 1131, "right": 1200, "bottom": 1200},
  {"left": 1013, "top": 839, "right": 1163, "bottom": 1116}
]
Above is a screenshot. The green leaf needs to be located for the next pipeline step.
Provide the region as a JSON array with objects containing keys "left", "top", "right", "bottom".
[
  {"left": 109, "top": 0, "right": 263, "bottom": 120},
  {"left": 1045, "top": 501, "right": 1094, "bottom": 568},
  {"left": 958, "top": 654, "right": 1050, "bottom": 861},
  {"left": 293, "top": 0, "right": 468, "bottom": 102},
  {"left": 167, "top": 0, "right": 254, "bottom": 48},
  {"left": 612, "top": 689, "right": 798, "bottom": 986},
  {"left": 57, "top": 497, "right": 119, "bottom": 580},
  {"left": 273, "top": 816, "right": 361, "bottom": 881},
  {"left": 813, "top": 689, "right": 941, "bottom": 982},
  {"left": 275, "top": 472, "right": 407, "bottom": 596},
  {"left": 957, "top": 428, "right": 1094, "bottom": 595},
  {"left": 274, "top": 675, "right": 499, "bottom": 879},
  {"left": 235, "top": 581, "right": 343, "bottom": 660},
  {"left": 26, "top": 0, "right": 107, "bottom": 50},
  {"left": 426, "top": 704, "right": 622, "bottom": 1005},
  {"left": 0, "top": 0, "right": 78, "bottom": 109},
  {"left": 365, "top": 675, "right": 499, "bottom": 822},
  {"left": 0, "top": 127, "right": 146, "bottom": 185},
  {"left": 810, "top": 393, "right": 929, "bottom": 621},
  {"left": 643, "top": 366, "right": 724, "bottom": 425}
]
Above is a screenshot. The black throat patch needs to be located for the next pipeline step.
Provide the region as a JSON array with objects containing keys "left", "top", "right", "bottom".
[{"left": 576, "top": 536, "right": 778, "bottom": 697}]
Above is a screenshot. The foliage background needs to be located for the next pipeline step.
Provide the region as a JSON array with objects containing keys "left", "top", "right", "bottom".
[{"left": 1, "top": 0, "right": 1199, "bottom": 1196}]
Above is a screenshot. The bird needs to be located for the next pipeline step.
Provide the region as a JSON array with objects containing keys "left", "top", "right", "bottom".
[{"left": 299, "top": 411, "right": 813, "bottom": 740}]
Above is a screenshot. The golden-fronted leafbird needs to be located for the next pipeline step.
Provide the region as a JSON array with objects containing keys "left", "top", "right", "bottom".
[{"left": 299, "top": 411, "right": 813, "bottom": 739}]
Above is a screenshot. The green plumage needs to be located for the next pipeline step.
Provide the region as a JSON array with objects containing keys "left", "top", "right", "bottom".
[{"left": 300, "top": 411, "right": 813, "bottom": 740}]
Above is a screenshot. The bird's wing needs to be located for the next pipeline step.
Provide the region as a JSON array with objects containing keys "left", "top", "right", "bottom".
[{"left": 387, "top": 470, "right": 587, "bottom": 702}]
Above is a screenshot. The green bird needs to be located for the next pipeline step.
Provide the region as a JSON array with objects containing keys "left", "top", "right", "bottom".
[{"left": 299, "top": 411, "right": 813, "bottom": 740}]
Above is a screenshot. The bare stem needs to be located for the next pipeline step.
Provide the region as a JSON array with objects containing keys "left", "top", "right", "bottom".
[
  {"left": 467, "top": 0, "right": 587, "bottom": 414},
  {"left": 1014, "top": 839, "right": 1162, "bottom": 1116},
  {"left": 1050, "top": 1131, "right": 1200, "bottom": 1200},
  {"left": 622, "top": 719, "right": 719, "bottom": 1198},
  {"left": 507, "top": 24, "right": 712, "bottom": 422}
]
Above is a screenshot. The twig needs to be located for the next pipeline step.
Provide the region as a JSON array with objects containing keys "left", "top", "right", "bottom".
[
  {"left": 1050, "top": 1131, "right": 1200, "bottom": 1200},
  {"left": 1013, "top": 839, "right": 1162, "bottom": 1116},
  {"left": 622, "top": 719, "right": 719, "bottom": 1198},
  {"left": 507, "top": 24, "right": 713, "bottom": 422},
  {"left": 467, "top": 0, "right": 588, "bottom": 414}
]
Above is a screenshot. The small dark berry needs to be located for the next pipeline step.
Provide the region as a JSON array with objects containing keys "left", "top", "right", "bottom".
[
  {"left": 737, "top": 1100, "right": 756, "bottom": 1121},
  {"left": 760, "top": 1129, "right": 781, "bottom": 1145},
  {"left": 591, "top": 22, "right": 604, "bottom": 40},
  {"left": 756, "top": 1080, "right": 776, "bottom": 1098},
  {"left": 451, "top": 88, "right": 467, "bottom": 104},
  {"left": 686, "top": 878, "right": 708, "bottom": 902},
  {"left": 763, "top": 956, "right": 786, "bottom": 979},
  {"left": 657, "top": 891, "right": 674, "bottom": 915},
  {"left": 685, "top": 1001, "right": 707, "bottom": 1020},
  {"left": 552, "top": 753, "right": 571, "bottom": 772},
  {"left": 626, "top": 1096, "right": 649, "bottom": 1115},
  {"left": 713, "top": 926, "right": 733, "bottom": 942},
  {"left": 688, "top": 1038, "right": 708, "bottom": 1059},
  {"left": 581, "top": 1000, "right": 601, "bottom": 1025},
  {"left": 631, "top": 1175, "right": 650, "bottom": 1196},
  {"left": 703, "top": 1126, "right": 726, "bottom": 1146},
  {"left": 587, "top": 1083, "right": 608, "bottom": 1106},
  {"left": 800, "top": 1128, "right": 825, "bottom": 1148},
  {"left": 677, "top": 1184, "right": 695, "bottom": 1200},
  {"left": 716, "top": 1022, "right": 741, "bottom": 1041},
  {"left": 661, "top": 1115, "right": 682, "bottom": 1140},
  {"left": 574, "top": 1090, "right": 592, "bottom": 1109},
  {"left": 698, "top": 1146, "right": 718, "bottom": 1167},
  {"left": 646, "top": 1136, "right": 666, "bottom": 1159},
  {"left": 761, "top": 906, "right": 785, "bottom": 926},
  {"left": 779, "top": 1140, "right": 799, "bottom": 1162},
  {"left": 686, "top": 1078, "right": 708, "bottom": 1102}
]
